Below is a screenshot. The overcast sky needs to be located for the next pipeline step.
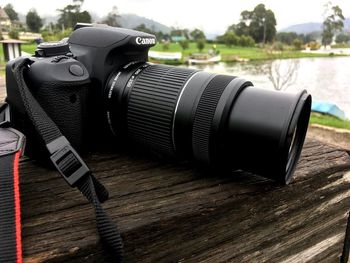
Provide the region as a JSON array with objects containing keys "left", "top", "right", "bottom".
[{"left": 1, "top": 0, "right": 349, "bottom": 34}]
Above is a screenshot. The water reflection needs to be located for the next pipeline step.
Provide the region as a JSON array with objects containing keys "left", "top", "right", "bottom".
[{"left": 185, "top": 57, "right": 350, "bottom": 119}]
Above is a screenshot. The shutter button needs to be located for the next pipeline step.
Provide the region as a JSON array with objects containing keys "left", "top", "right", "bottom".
[{"left": 69, "top": 64, "right": 84, "bottom": 76}]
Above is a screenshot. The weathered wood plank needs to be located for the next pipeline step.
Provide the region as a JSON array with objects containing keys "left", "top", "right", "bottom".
[
  {"left": 0, "top": 78, "right": 5, "bottom": 101},
  {"left": 18, "top": 138, "right": 350, "bottom": 262}
]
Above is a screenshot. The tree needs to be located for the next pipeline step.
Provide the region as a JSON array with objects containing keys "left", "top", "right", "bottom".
[
  {"left": 102, "top": 6, "right": 120, "bottom": 27},
  {"left": 249, "top": 5, "right": 276, "bottom": 43},
  {"left": 155, "top": 31, "right": 165, "bottom": 41},
  {"left": 179, "top": 40, "right": 189, "bottom": 50},
  {"left": 4, "top": 4, "right": 18, "bottom": 21},
  {"left": 26, "top": 9, "right": 43, "bottom": 33},
  {"left": 221, "top": 31, "right": 239, "bottom": 47},
  {"left": 303, "top": 33, "right": 318, "bottom": 43},
  {"left": 277, "top": 32, "right": 315, "bottom": 46},
  {"left": 133, "top": 24, "right": 165, "bottom": 41},
  {"left": 57, "top": 0, "right": 91, "bottom": 29},
  {"left": 335, "top": 33, "right": 350, "bottom": 44},
  {"left": 229, "top": 22, "right": 249, "bottom": 37},
  {"left": 196, "top": 39, "right": 206, "bottom": 52},
  {"left": 229, "top": 4, "right": 277, "bottom": 43},
  {"left": 190, "top": 29, "right": 206, "bottom": 41},
  {"left": 268, "top": 59, "right": 299, "bottom": 90},
  {"left": 77, "top": 11, "right": 91, "bottom": 24},
  {"left": 183, "top": 29, "right": 190, "bottom": 40},
  {"left": 276, "top": 32, "right": 298, "bottom": 45},
  {"left": 260, "top": 54, "right": 299, "bottom": 91},
  {"left": 322, "top": 3, "right": 345, "bottom": 46},
  {"left": 134, "top": 24, "right": 154, "bottom": 34}
]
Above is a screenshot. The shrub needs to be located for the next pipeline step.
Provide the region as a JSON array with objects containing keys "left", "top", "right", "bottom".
[
  {"left": 41, "top": 29, "right": 72, "bottom": 42},
  {"left": 223, "top": 31, "right": 239, "bottom": 47},
  {"left": 162, "top": 42, "right": 170, "bottom": 51},
  {"left": 239, "top": 35, "right": 255, "bottom": 47},
  {"left": 335, "top": 33, "right": 350, "bottom": 44},
  {"left": 196, "top": 39, "right": 206, "bottom": 52},
  {"left": 273, "top": 41, "right": 284, "bottom": 51},
  {"left": 9, "top": 30, "right": 19, "bottom": 39},
  {"left": 292, "top": 38, "right": 304, "bottom": 50}
]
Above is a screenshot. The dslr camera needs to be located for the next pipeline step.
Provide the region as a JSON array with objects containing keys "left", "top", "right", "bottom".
[{"left": 6, "top": 23, "right": 311, "bottom": 183}]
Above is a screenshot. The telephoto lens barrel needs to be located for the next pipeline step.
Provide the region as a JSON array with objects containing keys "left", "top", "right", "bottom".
[{"left": 105, "top": 63, "right": 311, "bottom": 184}]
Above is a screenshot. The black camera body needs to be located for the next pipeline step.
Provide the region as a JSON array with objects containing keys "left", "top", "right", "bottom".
[
  {"left": 6, "top": 25, "right": 157, "bottom": 155},
  {"left": 6, "top": 23, "right": 311, "bottom": 184}
]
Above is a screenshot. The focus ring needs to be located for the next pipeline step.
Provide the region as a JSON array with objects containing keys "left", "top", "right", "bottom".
[
  {"left": 192, "top": 75, "right": 235, "bottom": 164},
  {"left": 127, "top": 65, "right": 195, "bottom": 155}
]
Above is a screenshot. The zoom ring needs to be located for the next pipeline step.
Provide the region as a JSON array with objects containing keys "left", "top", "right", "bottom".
[
  {"left": 127, "top": 65, "right": 195, "bottom": 155},
  {"left": 192, "top": 75, "right": 235, "bottom": 164}
]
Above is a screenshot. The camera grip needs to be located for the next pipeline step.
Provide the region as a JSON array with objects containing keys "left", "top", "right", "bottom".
[{"left": 32, "top": 81, "right": 88, "bottom": 150}]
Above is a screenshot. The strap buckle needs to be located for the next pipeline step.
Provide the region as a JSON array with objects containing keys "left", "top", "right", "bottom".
[
  {"left": 0, "top": 103, "right": 11, "bottom": 128},
  {"left": 47, "top": 136, "right": 90, "bottom": 187}
]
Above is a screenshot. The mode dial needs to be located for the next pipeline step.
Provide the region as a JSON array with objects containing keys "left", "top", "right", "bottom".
[{"left": 35, "top": 39, "right": 70, "bottom": 57}]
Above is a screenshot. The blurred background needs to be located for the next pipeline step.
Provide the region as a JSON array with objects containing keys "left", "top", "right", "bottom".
[{"left": 0, "top": 0, "right": 349, "bottom": 149}]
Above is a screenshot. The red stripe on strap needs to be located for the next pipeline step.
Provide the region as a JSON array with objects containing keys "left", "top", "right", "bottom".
[{"left": 13, "top": 151, "right": 22, "bottom": 263}]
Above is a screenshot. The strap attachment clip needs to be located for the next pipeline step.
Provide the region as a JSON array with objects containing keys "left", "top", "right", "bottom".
[
  {"left": 47, "top": 136, "right": 90, "bottom": 187},
  {"left": 0, "top": 103, "right": 11, "bottom": 128}
]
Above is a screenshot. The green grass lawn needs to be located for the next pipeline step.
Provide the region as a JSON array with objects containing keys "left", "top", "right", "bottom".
[
  {"left": 151, "top": 43, "right": 267, "bottom": 61},
  {"left": 150, "top": 42, "right": 343, "bottom": 62},
  {"left": 0, "top": 45, "right": 5, "bottom": 68},
  {"left": 310, "top": 113, "right": 350, "bottom": 130},
  {"left": 0, "top": 43, "right": 37, "bottom": 56},
  {"left": 331, "top": 43, "right": 350, "bottom": 48},
  {"left": 0, "top": 43, "right": 37, "bottom": 76},
  {"left": 21, "top": 43, "right": 37, "bottom": 55},
  {"left": 0, "top": 42, "right": 346, "bottom": 67}
]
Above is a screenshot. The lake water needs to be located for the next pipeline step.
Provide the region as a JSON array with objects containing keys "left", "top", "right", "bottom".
[{"left": 185, "top": 57, "right": 350, "bottom": 119}]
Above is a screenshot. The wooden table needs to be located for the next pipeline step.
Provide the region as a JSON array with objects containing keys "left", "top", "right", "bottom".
[{"left": 1, "top": 80, "right": 350, "bottom": 262}]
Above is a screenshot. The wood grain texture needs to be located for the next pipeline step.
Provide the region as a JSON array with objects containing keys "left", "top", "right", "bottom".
[
  {"left": 18, "top": 138, "right": 350, "bottom": 263},
  {"left": 0, "top": 78, "right": 6, "bottom": 102}
]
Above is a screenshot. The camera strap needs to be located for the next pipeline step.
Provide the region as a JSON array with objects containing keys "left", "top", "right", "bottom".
[
  {"left": 7, "top": 58, "right": 124, "bottom": 262},
  {"left": 0, "top": 119, "right": 25, "bottom": 263}
]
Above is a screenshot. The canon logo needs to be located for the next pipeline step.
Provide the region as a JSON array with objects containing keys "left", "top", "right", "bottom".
[{"left": 135, "top": 37, "right": 156, "bottom": 45}]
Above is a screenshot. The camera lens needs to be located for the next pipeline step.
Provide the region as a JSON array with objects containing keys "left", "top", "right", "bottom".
[{"left": 105, "top": 63, "right": 311, "bottom": 184}]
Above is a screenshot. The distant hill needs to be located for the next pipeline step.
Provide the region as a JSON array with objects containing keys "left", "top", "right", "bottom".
[
  {"left": 280, "top": 18, "right": 350, "bottom": 34},
  {"left": 280, "top": 22, "right": 322, "bottom": 34},
  {"left": 344, "top": 17, "right": 350, "bottom": 29},
  {"left": 26, "top": 11, "right": 350, "bottom": 37},
  {"left": 119, "top": 14, "right": 171, "bottom": 33},
  {"left": 39, "top": 13, "right": 172, "bottom": 34}
]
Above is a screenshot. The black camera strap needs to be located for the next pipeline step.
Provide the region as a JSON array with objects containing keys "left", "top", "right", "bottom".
[
  {"left": 11, "top": 58, "right": 124, "bottom": 261},
  {"left": 0, "top": 123, "right": 25, "bottom": 263}
]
